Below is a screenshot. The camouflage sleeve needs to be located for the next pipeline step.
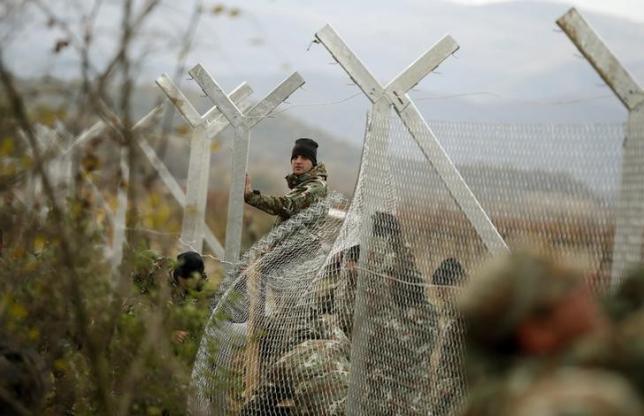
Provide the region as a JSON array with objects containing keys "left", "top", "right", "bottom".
[{"left": 244, "top": 180, "right": 327, "bottom": 219}]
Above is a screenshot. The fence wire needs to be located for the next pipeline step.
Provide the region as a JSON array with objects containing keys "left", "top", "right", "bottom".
[
  {"left": 20, "top": 110, "right": 637, "bottom": 414},
  {"left": 187, "top": 113, "right": 636, "bottom": 415}
]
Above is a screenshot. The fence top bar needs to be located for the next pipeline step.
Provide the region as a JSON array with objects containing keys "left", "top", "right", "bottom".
[{"left": 557, "top": 7, "right": 644, "bottom": 111}]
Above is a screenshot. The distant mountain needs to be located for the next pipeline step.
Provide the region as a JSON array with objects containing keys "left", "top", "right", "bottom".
[
  {"left": 17, "top": 64, "right": 624, "bottom": 221},
  {"left": 9, "top": 0, "right": 643, "bottom": 145}
]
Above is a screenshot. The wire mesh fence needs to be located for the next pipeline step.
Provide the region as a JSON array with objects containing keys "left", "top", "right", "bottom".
[{"left": 188, "top": 111, "right": 636, "bottom": 415}]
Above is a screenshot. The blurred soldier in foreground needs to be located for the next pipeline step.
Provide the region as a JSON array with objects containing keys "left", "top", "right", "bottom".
[
  {"left": 457, "top": 250, "right": 616, "bottom": 415},
  {"left": 504, "top": 367, "right": 643, "bottom": 416},
  {"left": 458, "top": 250, "right": 604, "bottom": 370},
  {"left": 245, "top": 138, "right": 328, "bottom": 227},
  {"left": 570, "top": 267, "right": 644, "bottom": 397}
]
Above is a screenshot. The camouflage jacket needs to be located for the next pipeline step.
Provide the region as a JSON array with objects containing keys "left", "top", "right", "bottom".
[{"left": 245, "top": 163, "right": 328, "bottom": 225}]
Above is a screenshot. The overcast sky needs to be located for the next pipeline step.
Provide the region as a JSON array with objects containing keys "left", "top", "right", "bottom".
[
  {"left": 4, "top": 0, "right": 644, "bottom": 136},
  {"left": 450, "top": 0, "right": 644, "bottom": 22}
]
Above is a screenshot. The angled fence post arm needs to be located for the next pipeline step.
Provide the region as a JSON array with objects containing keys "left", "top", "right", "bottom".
[
  {"left": 245, "top": 72, "right": 305, "bottom": 128},
  {"left": 385, "top": 35, "right": 459, "bottom": 108},
  {"left": 557, "top": 8, "right": 644, "bottom": 111},
  {"left": 156, "top": 74, "right": 203, "bottom": 128},
  {"left": 315, "top": 24, "right": 383, "bottom": 102}
]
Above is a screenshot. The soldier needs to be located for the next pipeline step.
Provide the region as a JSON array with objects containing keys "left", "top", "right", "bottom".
[
  {"left": 431, "top": 258, "right": 467, "bottom": 416},
  {"left": 510, "top": 368, "right": 644, "bottom": 416},
  {"left": 171, "top": 251, "right": 209, "bottom": 300},
  {"left": 247, "top": 246, "right": 359, "bottom": 414},
  {"left": 354, "top": 211, "right": 438, "bottom": 415},
  {"left": 307, "top": 246, "right": 359, "bottom": 334},
  {"left": 131, "top": 250, "right": 208, "bottom": 302},
  {"left": 570, "top": 267, "right": 644, "bottom": 397},
  {"left": 457, "top": 250, "right": 608, "bottom": 415},
  {"left": 332, "top": 245, "right": 360, "bottom": 339},
  {"left": 242, "top": 138, "right": 329, "bottom": 358},
  {"left": 128, "top": 250, "right": 210, "bottom": 344},
  {"left": 244, "top": 138, "right": 328, "bottom": 227},
  {"left": 469, "top": 367, "right": 644, "bottom": 416},
  {"left": 603, "top": 266, "right": 644, "bottom": 323},
  {"left": 458, "top": 250, "right": 604, "bottom": 367},
  {"left": 241, "top": 329, "right": 351, "bottom": 415}
]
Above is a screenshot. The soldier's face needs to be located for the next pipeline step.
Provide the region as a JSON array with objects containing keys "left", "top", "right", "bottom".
[
  {"left": 291, "top": 155, "right": 313, "bottom": 175},
  {"left": 518, "top": 283, "right": 604, "bottom": 355}
]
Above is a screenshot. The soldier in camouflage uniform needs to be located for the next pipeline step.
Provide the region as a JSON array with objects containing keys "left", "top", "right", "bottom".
[
  {"left": 127, "top": 250, "right": 210, "bottom": 344},
  {"left": 130, "top": 250, "right": 208, "bottom": 302},
  {"left": 431, "top": 258, "right": 467, "bottom": 416},
  {"left": 566, "top": 267, "right": 644, "bottom": 398},
  {"left": 243, "top": 138, "right": 329, "bottom": 332},
  {"left": 242, "top": 247, "right": 359, "bottom": 415},
  {"left": 304, "top": 245, "right": 360, "bottom": 340},
  {"left": 457, "top": 250, "right": 609, "bottom": 415},
  {"left": 328, "top": 245, "right": 360, "bottom": 340},
  {"left": 353, "top": 212, "right": 438, "bottom": 415},
  {"left": 245, "top": 138, "right": 328, "bottom": 227},
  {"left": 241, "top": 326, "right": 351, "bottom": 415},
  {"left": 244, "top": 212, "right": 439, "bottom": 415},
  {"left": 468, "top": 366, "right": 644, "bottom": 416},
  {"left": 510, "top": 368, "right": 644, "bottom": 416}
]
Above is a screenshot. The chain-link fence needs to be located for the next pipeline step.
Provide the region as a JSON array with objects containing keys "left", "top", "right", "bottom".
[{"left": 190, "top": 113, "right": 634, "bottom": 415}]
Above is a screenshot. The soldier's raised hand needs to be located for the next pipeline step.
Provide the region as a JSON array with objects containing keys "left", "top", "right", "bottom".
[{"left": 172, "top": 330, "right": 189, "bottom": 344}]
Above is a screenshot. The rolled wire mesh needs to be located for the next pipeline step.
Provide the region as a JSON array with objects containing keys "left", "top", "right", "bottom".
[
  {"left": 190, "top": 112, "right": 634, "bottom": 415},
  {"left": 190, "top": 191, "right": 352, "bottom": 415}
]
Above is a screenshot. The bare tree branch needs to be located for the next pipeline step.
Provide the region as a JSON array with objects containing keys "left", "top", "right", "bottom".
[{"left": 0, "top": 52, "right": 114, "bottom": 415}]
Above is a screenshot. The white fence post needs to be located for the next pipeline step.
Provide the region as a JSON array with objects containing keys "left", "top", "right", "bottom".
[
  {"left": 557, "top": 7, "right": 644, "bottom": 288},
  {"left": 314, "top": 25, "right": 508, "bottom": 256},
  {"left": 156, "top": 75, "right": 253, "bottom": 257},
  {"left": 188, "top": 64, "right": 305, "bottom": 273}
]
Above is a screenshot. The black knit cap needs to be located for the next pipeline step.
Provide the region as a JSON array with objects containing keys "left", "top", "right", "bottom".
[
  {"left": 291, "top": 138, "right": 318, "bottom": 166},
  {"left": 173, "top": 251, "right": 206, "bottom": 280}
]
